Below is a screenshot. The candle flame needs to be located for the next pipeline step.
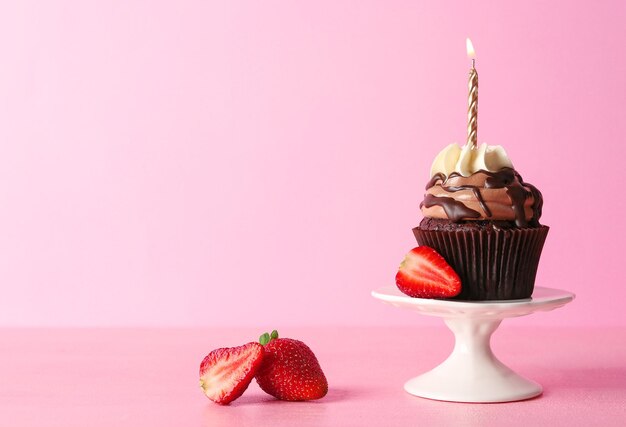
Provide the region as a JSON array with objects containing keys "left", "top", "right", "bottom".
[{"left": 466, "top": 38, "right": 476, "bottom": 59}]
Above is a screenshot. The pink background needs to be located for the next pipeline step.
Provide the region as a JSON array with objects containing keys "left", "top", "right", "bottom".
[{"left": 1, "top": 0, "right": 625, "bottom": 327}]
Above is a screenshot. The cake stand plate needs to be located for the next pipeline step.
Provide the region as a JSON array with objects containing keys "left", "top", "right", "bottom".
[{"left": 371, "top": 286, "right": 575, "bottom": 403}]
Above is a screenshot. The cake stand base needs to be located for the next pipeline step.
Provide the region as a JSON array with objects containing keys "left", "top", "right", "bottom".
[
  {"left": 372, "top": 286, "right": 574, "bottom": 403},
  {"left": 404, "top": 317, "right": 541, "bottom": 402}
]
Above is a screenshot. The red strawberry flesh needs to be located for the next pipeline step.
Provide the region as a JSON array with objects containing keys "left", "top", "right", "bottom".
[
  {"left": 199, "top": 342, "right": 264, "bottom": 405},
  {"left": 395, "top": 246, "right": 461, "bottom": 298}
]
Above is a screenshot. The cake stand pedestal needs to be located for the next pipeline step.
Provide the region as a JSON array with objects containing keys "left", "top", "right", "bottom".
[{"left": 371, "top": 286, "right": 575, "bottom": 403}]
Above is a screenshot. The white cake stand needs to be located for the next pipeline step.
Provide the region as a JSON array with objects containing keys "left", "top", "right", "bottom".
[{"left": 371, "top": 286, "right": 575, "bottom": 403}]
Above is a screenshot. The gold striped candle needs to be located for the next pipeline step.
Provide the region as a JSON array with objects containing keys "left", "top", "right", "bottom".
[{"left": 466, "top": 38, "right": 478, "bottom": 148}]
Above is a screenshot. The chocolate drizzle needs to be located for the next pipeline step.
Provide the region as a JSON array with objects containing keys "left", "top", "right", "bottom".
[
  {"left": 425, "top": 172, "right": 491, "bottom": 215},
  {"left": 525, "top": 182, "right": 543, "bottom": 222},
  {"left": 425, "top": 173, "right": 446, "bottom": 191},
  {"left": 421, "top": 194, "right": 481, "bottom": 222},
  {"left": 423, "top": 167, "right": 543, "bottom": 226},
  {"left": 483, "top": 168, "right": 528, "bottom": 227},
  {"left": 440, "top": 185, "right": 492, "bottom": 218}
]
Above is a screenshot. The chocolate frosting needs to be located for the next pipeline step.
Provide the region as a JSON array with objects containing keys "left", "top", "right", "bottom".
[
  {"left": 420, "top": 168, "right": 543, "bottom": 226},
  {"left": 422, "top": 194, "right": 481, "bottom": 221}
]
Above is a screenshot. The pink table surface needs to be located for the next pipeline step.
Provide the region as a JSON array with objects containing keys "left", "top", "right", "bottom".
[{"left": 1, "top": 326, "right": 625, "bottom": 426}]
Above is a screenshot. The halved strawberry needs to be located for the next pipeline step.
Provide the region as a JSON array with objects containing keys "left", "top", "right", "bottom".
[
  {"left": 199, "top": 342, "right": 264, "bottom": 405},
  {"left": 395, "top": 246, "right": 461, "bottom": 298}
]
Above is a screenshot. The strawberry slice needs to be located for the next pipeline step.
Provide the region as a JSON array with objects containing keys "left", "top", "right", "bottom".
[
  {"left": 395, "top": 246, "right": 461, "bottom": 298},
  {"left": 199, "top": 342, "right": 264, "bottom": 405}
]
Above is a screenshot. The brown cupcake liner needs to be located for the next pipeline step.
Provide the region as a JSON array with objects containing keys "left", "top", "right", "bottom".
[{"left": 412, "top": 225, "right": 549, "bottom": 301}]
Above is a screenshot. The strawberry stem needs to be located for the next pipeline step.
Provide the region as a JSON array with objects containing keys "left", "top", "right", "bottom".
[
  {"left": 259, "top": 330, "right": 279, "bottom": 345},
  {"left": 259, "top": 332, "right": 270, "bottom": 345}
]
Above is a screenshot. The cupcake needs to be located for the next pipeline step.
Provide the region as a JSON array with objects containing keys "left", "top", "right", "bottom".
[{"left": 413, "top": 142, "right": 548, "bottom": 300}]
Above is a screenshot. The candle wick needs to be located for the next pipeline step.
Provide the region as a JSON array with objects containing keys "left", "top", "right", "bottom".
[{"left": 472, "top": 59, "right": 475, "bottom": 68}]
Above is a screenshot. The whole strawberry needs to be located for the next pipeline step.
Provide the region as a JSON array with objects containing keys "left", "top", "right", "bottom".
[{"left": 255, "top": 330, "right": 328, "bottom": 401}]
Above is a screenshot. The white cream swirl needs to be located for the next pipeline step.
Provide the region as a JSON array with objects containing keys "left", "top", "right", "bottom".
[{"left": 430, "top": 143, "right": 513, "bottom": 178}]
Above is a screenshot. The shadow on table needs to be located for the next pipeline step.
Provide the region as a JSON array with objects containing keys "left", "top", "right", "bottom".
[
  {"left": 235, "top": 387, "right": 371, "bottom": 405},
  {"left": 201, "top": 387, "right": 370, "bottom": 427}
]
